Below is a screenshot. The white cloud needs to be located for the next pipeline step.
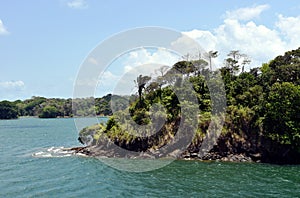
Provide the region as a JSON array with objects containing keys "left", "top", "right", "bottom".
[
  {"left": 276, "top": 14, "right": 300, "bottom": 48},
  {"left": 0, "top": 19, "right": 9, "bottom": 35},
  {"left": 67, "top": 0, "right": 88, "bottom": 9},
  {"left": 124, "top": 65, "right": 133, "bottom": 73},
  {"left": 182, "top": 30, "right": 217, "bottom": 51},
  {"left": 215, "top": 19, "right": 286, "bottom": 67},
  {"left": 124, "top": 48, "right": 179, "bottom": 69},
  {"left": 183, "top": 4, "right": 300, "bottom": 71},
  {"left": 94, "top": 48, "right": 180, "bottom": 96},
  {"left": 225, "top": 4, "right": 269, "bottom": 21},
  {"left": 98, "top": 71, "right": 119, "bottom": 84},
  {"left": 120, "top": 48, "right": 179, "bottom": 82},
  {"left": 0, "top": 81, "right": 25, "bottom": 89}
]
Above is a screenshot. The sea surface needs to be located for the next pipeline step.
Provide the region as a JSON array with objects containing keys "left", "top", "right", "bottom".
[{"left": 0, "top": 118, "right": 300, "bottom": 197}]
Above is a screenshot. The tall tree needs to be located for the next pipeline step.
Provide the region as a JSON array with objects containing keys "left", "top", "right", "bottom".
[
  {"left": 225, "top": 50, "right": 251, "bottom": 74},
  {"left": 134, "top": 75, "right": 151, "bottom": 103},
  {"left": 225, "top": 50, "right": 241, "bottom": 74}
]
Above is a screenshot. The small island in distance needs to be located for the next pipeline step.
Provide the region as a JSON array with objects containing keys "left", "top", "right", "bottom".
[{"left": 1, "top": 48, "right": 300, "bottom": 165}]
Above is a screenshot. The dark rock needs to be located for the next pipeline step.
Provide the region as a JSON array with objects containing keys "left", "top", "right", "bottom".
[
  {"left": 78, "top": 137, "right": 84, "bottom": 145},
  {"left": 74, "top": 131, "right": 300, "bottom": 164}
]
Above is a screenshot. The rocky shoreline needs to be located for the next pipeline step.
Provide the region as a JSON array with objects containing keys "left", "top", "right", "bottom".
[
  {"left": 70, "top": 146, "right": 256, "bottom": 163},
  {"left": 182, "top": 152, "right": 255, "bottom": 162},
  {"left": 72, "top": 132, "right": 300, "bottom": 164}
]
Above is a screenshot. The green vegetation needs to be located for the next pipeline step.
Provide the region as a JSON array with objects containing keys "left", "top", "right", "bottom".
[
  {"left": 0, "top": 101, "right": 18, "bottom": 119},
  {"left": 79, "top": 47, "right": 300, "bottom": 163},
  {"left": 38, "top": 106, "right": 59, "bottom": 118},
  {"left": 0, "top": 94, "right": 126, "bottom": 119}
]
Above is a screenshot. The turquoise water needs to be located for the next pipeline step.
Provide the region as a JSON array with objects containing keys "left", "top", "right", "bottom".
[{"left": 0, "top": 118, "right": 300, "bottom": 197}]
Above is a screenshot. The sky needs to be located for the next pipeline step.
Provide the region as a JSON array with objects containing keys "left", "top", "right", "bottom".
[{"left": 1, "top": 0, "right": 300, "bottom": 100}]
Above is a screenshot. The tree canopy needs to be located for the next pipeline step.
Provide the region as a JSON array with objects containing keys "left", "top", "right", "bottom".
[
  {"left": 0, "top": 101, "right": 18, "bottom": 119},
  {"left": 0, "top": 94, "right": 128, "bottom": 119}
]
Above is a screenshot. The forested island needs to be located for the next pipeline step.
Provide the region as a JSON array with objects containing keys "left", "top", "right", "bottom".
[
  {"left": 77, "top": 48, "right": 300, "bottom": 164},
  {"left": 0, "top": 94, "right": 127, "bottom": 119},
  {"left": 1, "top": 48, "right": 300, "bottom": 164}
]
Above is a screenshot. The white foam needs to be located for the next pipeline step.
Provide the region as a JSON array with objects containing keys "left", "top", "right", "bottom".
[{"left": 32, "top": 147, "right": 76, "bottom": 158}]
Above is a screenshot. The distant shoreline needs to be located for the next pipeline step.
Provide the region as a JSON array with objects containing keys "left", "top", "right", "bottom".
[
  {"left": 15, "top": 116, "right": 110, "bottom": 119},
  {"left": 0, "top": 94, "right": 121, "bottom": 119}
]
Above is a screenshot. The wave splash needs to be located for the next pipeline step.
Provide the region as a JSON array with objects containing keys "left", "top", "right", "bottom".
[{"left": 32, "top": 147, "right": 82, "bottom": 158}]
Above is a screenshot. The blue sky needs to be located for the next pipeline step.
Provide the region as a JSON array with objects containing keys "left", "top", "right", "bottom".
[{"left": 1, "top": 0, "right": 300, "bottom": 100}]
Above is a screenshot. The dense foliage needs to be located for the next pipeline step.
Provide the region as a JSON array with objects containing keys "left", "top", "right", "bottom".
[
  {"left": 0, "top": 101, "right": 18, "bottom": 119},
  {"left": 79, "top": 47, "right": 300, "bottom": 163}
]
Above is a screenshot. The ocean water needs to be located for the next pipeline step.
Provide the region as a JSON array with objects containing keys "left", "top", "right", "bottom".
[{"left": 0, "top": 118, "right": 300, "bottom": 197}]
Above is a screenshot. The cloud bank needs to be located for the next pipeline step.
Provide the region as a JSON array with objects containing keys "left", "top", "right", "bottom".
[
  {"left": 183, "top": 4, "right": 300, "bottom": 70},
  {"left": 0, "top": 81, "right": 25, "bottom": 89}
]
